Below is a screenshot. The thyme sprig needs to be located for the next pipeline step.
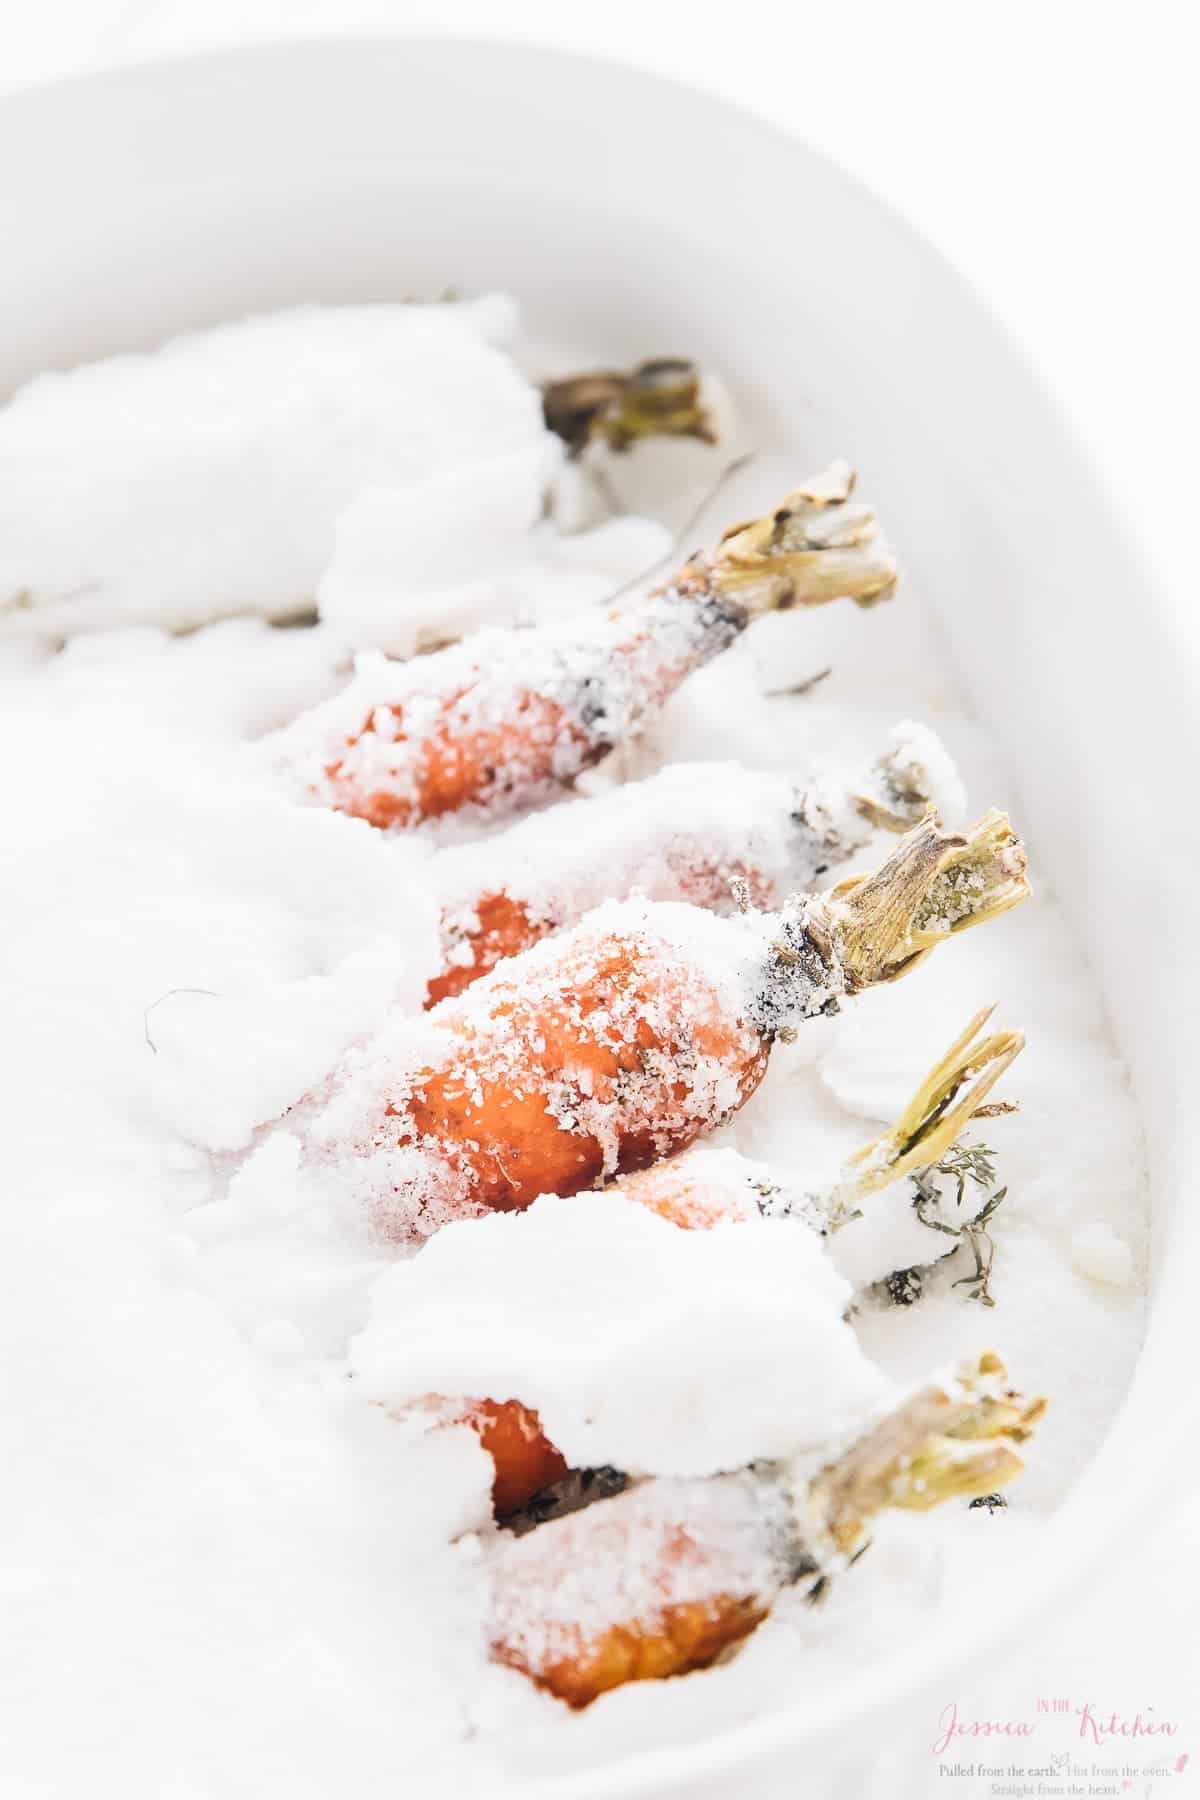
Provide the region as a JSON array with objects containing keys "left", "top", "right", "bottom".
[
  {"left": 950, "top": 1185, "right": 1008, "bottom": 1307},
  {"left": 908, "top": 1141, "right": 1010, "bottom": 1307},
  {"left": 918, "top": 1141, "right": 997, "bottom": 1210}
]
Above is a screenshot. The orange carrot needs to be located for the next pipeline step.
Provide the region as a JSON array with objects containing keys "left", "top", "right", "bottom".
[
  {"left": 426, "top": 889, "right": 543, "bottom": 1009},
  {"left": 315, "top": 812, "right": 1028, "bottom": 1244},
  {"left": 492, "top": 1476, "right": 774, "bottom": 1706},
  {"left": 426, "top": 726, "right": 954, "bottom": 1005},
  {"left": 269, "top": 466, "right": 896, "bottom": 830},
  {"left": 488, "top": 1356, "right": 1044, "bottom": 1705},
  {"left": 459, "top": 1398, "right": 569, "bottom": 1520},
  {"left": 353, "top": 918, "right": 771, "bottom": 1228}
]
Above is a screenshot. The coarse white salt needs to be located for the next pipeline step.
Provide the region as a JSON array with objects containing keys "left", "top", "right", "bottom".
[
  {"left": 254, "top": 1318, "right": 307, "bottom": 1358},
  {"left": 0, "top": 299, "right": 546, "bottom": 636},
  {"left": 351, "top": 1190, "right": 892, "bottom": 1478},
  {"left": 0, "top": 313, "right": 1149, "bottom": 1797},
  {"left": 317, "top": 441, "right": 562, "bottom": 656},
  {"left": 317, "top": 456, "right": 675, "bottom": 660},
  {"left": 1071, "top": 1221, "right": 1135, "bottom": 1287}
]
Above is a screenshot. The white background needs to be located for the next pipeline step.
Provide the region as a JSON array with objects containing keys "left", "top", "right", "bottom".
[{"left": 3, "top": 3, "right": 1196, "bottom": 1790}]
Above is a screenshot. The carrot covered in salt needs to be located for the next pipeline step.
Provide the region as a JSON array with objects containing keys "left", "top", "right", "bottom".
[
  {"left": 487, "top": 1355, "right": 1045, "bottom": 1707},
  {"left": 425, "top": 722, "right": 959, "bottom": 1005},
  {"left": 311, "top": 811, "right": 1029, "bottom": 1242},
  {"left": 448, "top": 1009, "right": 1023, "bottom": 1518},
  {"left": 269, "top": 465, "right": 897, "bottom": 830}
]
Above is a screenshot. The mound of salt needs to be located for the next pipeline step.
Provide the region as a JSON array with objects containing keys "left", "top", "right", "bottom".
[
  {"left": 351, "top": 1189, "right": 892, "bottom": 1479},
  {"left": 0, "top": 297, "right": 545, "bottom": 636}
]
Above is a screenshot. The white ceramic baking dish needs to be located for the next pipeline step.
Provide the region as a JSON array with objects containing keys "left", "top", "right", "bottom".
[{"left": 0, "top": 38, "right": 1192, "bottom": 1800}]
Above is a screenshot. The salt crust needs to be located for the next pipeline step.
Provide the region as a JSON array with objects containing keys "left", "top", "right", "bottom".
[
  {"left": 0, "top": 297, "right": 540, "bottom": 635},
  {"left": 0, "top": 303, "right": 1148, "bottom": 1793},
  {"left": 305, "top": 898, "right": 777, "bottom": 1240},
  {"left": 351, "top": 1190, "right": 891, "bottom": 1479},
  {"left": 488, "top": 1470, "right": 790, "bottom": 1670},
  {"left": 265, "top": 585, "right": 742, "bottom": 829}
]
